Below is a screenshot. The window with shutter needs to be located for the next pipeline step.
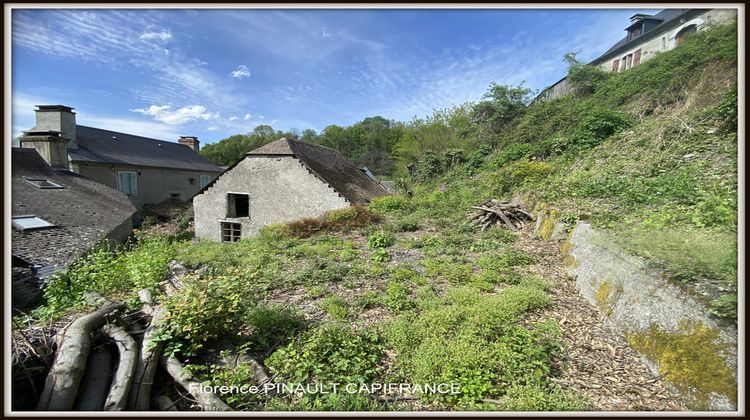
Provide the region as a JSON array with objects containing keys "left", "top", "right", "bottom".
[
  {"left": 633, "top": 49, "right": 642, "bottom": 66},
  {"left": 612, "top": 59, "right": 620, "bottom": 72},
  {"left": 118, "top": 171, "right": 138, "bottom": 195}
]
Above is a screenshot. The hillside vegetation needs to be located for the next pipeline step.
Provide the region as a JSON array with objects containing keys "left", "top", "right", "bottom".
[{"left": 18, "top": 21, "right": 737, "bottom": 412}]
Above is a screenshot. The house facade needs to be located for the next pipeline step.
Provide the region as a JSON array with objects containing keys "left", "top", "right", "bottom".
[
  {"left": 11, "top": 147, "right": 137, "bottom": 308},
  {"left": 537, "top": 8, "right": 738, "bottom": 102},
  {"left": 193, "top": 138, "right": 390, "bottom": 242},
  {"left": 20, "top": 105, "right": 223, "bottom": 210}
]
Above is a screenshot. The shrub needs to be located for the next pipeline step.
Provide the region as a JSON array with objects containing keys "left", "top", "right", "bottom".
[
  {"left": 307, "top": 285, "right": 327, "bottom": 299},
  {"left": 319, "top": 295, "right": 349, "bottom": 321},
  {"left": 709, "top": 294, "right": 737, "bottom": 322},
  {"left": 242, "top": 304, "right": 307, "bottom": 354},
  {"left": 367, "top": 231, "right": 395, "bottom": 248},
  {"left": 369, "top": 195, "right": 412, "bottom": 214},
  {"left": 353, "top": 290, "right": 382, "bottom": 310},
  {"left": 34, "top": 244, "right": 128, "bottom": 320},
  {"left": 124, "top": 235, "right": 176, "bottom": 291},
  {"left": 394, "top": 218, "right": 420, "bottom": 232},
  {"left": 384, "top": 281, "right": 415, "bottom": 312},
  {"left": 371, "top": 248, "right": 392, "bottom": 263},
  {"left": 266, "top": 323, "right": 384, "bottom": 384}
]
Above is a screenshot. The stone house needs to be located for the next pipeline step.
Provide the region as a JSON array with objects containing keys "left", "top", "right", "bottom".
[
  {"left": 11, "top": 148, "right": 137, "bottom": 308},
  {"left": 20, "top": 105, "right": 223, "bottom": 210},
  {"left": 537, "top": 8, "right": 738, "bottom": 101},
  {"left": 193, "top": 137, "right": 390, "bottom": 242}
]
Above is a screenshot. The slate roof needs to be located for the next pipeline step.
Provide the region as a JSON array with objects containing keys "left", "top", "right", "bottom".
[
  {"left": 11, "top": 148, "right": 137, "bottom": 272},
  {"left": 69, "top": 125, "right": 223, "bottom": 172},
  {"left": 590, "top": 9, "right": 703, "bottom": 64},
  {"left": 244, "top": 137, "right": 391, "bottom": 204}
]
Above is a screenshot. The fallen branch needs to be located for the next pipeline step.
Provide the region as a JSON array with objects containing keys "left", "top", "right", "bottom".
[
  {"left": 102, "top": 324, "right": 137, "bottom": 411},
  {"left": 469, "top": 200, "right": 534, "bottom": 232},
  {"left": 36, "top": 302, "right": 125, "bottom": 411},
  {"left": 161, "top": 355, "right": 232, "bottom": 411}
]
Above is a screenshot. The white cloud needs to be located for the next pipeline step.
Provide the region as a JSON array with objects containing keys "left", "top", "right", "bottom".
[
  {"left": 243, "top": 113, "right": 252, "bottom": 120},
  {"left": 230, "top": 65, "right": 251, "bottom": 79},
  {"left": 131, "top": 104, "right": 219, "bottom": 125},
  {"left": 140, "top": 29, "right": 172, "bottom": 42},
  {"left": 206, "top": 126, "right": 219, "bottom": 131},
  {"left": 228, "top": 116, "right": 238, "bottom": 121}
]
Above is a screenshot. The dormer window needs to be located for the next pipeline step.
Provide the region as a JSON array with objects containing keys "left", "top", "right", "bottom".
[
  {"left": 23, "top": 177, "right": 64, "bottom": 189},
  {"left": 12, "top": 215, "right": 57, "bottom": 231}
]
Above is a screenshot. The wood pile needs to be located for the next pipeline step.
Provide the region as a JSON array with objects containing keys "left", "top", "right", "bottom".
[{"left": 469, "top": 199, "right": 534, "bottom": 231}]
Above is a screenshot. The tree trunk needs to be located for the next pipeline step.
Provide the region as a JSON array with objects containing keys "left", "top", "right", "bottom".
[
  {"left": 101, "top": 324, "right": 137, "bottom": 411},
  {"left": 36, "top": 302, "right": 125, "bottom": 411}
]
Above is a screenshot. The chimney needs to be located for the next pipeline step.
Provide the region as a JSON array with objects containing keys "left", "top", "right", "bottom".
[
  {"left": 179, "top": 136, "right": 200, "bottom": 152},
  {"left": 19, "top": 130, "right": 70, "bottom": 170},
  {"left": 33, "top": 105, "right": 77, "bottom": 150}
]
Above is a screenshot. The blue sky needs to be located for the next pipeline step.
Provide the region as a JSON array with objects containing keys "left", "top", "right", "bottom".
[{"left": 11, "top": 7, "right": 657, "bottom": 145}]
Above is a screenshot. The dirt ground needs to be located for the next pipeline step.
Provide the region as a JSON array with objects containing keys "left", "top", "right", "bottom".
[{"left": 515, "top": 229, "right": 685, "bottom": 411}]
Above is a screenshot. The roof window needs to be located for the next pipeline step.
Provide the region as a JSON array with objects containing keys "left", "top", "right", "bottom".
[
  {"left": 23, "top": 178, "right": 64, "bottom": 189},
  {"left": 12, "top": 215, "right": 57, "bottom": 231}
]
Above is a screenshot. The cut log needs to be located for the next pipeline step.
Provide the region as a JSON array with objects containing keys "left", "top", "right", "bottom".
[
  {"left": 128, "top": 307, "right": 166, "bottom": 411},
  {"left": 102, "top": 324, "right": 137, "bottom": 411},
  {"left": 73, "top": 344, "right": 113, "bottom": 411},
  {"left": 36, "top": 302, "right": 125, "bottom": 411},
  {"left": 154, "top": 395, "right": 178, "bottom": 411},
  {"left": 161, "top": 356, "right": 232, "bottom": 411}
]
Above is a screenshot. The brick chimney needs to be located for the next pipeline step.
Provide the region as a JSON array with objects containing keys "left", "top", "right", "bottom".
[
  {"left": 179, "top": 136, "right": 200, "bottom": 152},
  {"left": 19, "top": 130, "right": 70, "bottom": 170},
  {"left": 33, "top": 105, "right": 78, "bottom": 150}
]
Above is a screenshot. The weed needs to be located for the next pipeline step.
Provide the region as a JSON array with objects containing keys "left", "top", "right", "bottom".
[{"left": 320, "top": 295, "right": 349, "bottom": 321}]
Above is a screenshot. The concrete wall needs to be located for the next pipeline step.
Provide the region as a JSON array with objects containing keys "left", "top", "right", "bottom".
[
  {"left": 532, "top": 205, "right": 737, "bottom": 410},
  {"left": 75, "top": 163, "right": 219, "bottom": 210},
  {"left": 35, "top": 109, "right": 77, "bottom": 149},
  {"left": 593, "top": 9, "right": 738, "bottom": 73},
  {"left": 194, "top": 156, "right": 350, "bottom": 241}
]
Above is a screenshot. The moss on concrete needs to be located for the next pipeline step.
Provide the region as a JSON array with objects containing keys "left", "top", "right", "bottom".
[
  {"left": 538, "top": 209, "right": 561, "bottom": 241},
  {"left": 594, "top": 280, "right": 622, "bottom": 316},
  {"left": 628, "top": 321, "right": 736, "bottom": 409}
]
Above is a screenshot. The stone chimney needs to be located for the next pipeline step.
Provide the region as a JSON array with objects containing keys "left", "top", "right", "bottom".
[
  {"left": 19, "top": 130, "right": 70, "bottom": 170},
  {"left": 179, "top": 136, "right": 200, "bottom": 152},
  {"left": 33, "top": 105, "right": 78, "bottom": 150}
]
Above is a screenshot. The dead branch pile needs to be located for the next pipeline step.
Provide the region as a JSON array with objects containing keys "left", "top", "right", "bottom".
[
  {"left": 15, "top": 261, "right": 273, "bottom": 412},
  {"left": 469, "top": 199, "right": 534, "bottom": 231}
]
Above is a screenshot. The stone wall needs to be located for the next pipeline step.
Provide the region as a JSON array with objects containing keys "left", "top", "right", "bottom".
[{"left": 193, "top": 156, "right": 349, "bottom": 241}]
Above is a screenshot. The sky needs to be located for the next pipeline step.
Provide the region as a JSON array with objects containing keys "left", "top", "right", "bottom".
[{"left": 10, "top": 7, "right": 658, "bottom": 146}]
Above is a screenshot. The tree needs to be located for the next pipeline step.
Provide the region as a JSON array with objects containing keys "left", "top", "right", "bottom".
[
  {"left": 472, "top": 82, "right": 533, "bottom": 133},
  {"left": 564, "top": 51, "right": 610, "bottom": 96},
  {"left": 300, "top": 129, "right": 318, "bottom": 143}
]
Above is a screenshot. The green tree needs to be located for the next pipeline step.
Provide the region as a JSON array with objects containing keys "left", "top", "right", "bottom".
[
  {"left": 472, "top": 83, "right": 534, "bottom": 134},
  {"left": 564, "top": 51, "right": 610, "bottom": 97}
]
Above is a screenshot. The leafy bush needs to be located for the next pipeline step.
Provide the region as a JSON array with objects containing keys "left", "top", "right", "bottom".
[
  {"left": 124, "top": 235, "right": 176, "bottom": 291},
  {"left": 242, "top": 304, "right": 307, "bottom": 354},
  {"left": 709, "top": 294, "right": 737, "bottom": 322},
  {"left": 319, "top": 295, "right": 349, "bottom": 321},
  {"left": 266, "top": 323, "right": 384, "bottom": 384},
  {"left": 384, "top": 281, "right": 414, "bottom": 312},
  {"left": 371, "top": 248, "right": 392, "bottom": 263},
  {"left": 565, "top": 51, "right": 610, "bottom": 97},
  {"left": 369, "top": 195, "right": 412, "bottom": 214},
  {"left": 34, "top": 244, "right": 128, "bottom": 319},
  {"left": 353, "top": 290, "right": 382, "bottom": 310},
  {"left": 394, "top": 218, "right": 420, "bottom": 232},
  {"left": 367, "top": 231, "right": 395, "bottom": 248}
]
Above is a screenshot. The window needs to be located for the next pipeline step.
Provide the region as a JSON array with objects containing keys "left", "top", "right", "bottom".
[
  {"left": 221, "top": 222, "right": 242, "bottom": 242},
  {"left": 200, "top": 175, "right": 211, "bottom": 188},
  {"left": 227, "top": 193, "right": 250, "bottom": 218},
  {"left": 12, "top": 215, "right": 57, "bottom": 231},
  {"left": 188, "top": 177, "right": 197, "bottom": 185},
  {"left": 118, "top": 171, "right": 138, "bottom": 195},
  {"left": 23, "top": 178, "right": 64, "bottom": 189}
]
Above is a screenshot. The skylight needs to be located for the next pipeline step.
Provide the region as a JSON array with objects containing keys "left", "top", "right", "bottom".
[
  {"left": 12, "top": 215, "right": 57, "bottom": 231},
  {"left": 23, "top": 178, "right": 64, "bottom": 189}
]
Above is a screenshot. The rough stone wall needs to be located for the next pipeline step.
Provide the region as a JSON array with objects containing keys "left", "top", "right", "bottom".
[
  {"left": 77, "top": 163, "right": 218, "bottom": 210},
  {"left": 193, "top": 156, "right": 350, "bottom": 241}
]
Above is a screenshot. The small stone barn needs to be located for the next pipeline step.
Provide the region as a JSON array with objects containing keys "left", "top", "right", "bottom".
[{"left": 193, "top": 138, "right": 390, "bottom": 242}]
